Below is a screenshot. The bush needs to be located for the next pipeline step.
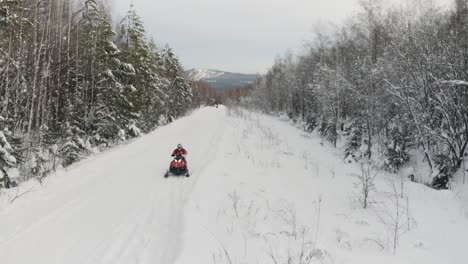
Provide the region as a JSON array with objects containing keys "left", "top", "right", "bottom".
[
  {"left": 382, "top": 124, "right": 410, "bottom": 172},
  {"left": 430, "top": 153, "right": 454, "bottom": 189},
  {"left": 318, "top": 117, "right": 338, "bottom": 146},
  {"left": 383, "top": 148, "right": 410, "bottom": 173},
  {"left": 343, "top": 119, "right": 369, "bottom": 161}
]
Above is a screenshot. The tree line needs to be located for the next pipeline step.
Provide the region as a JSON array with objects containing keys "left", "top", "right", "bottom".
[
  {"left": 0, "top": 0, "right": 193, "bottom": 187},
  {"left": 246, "top": 0, "right": 468, "bottom": 187},
  {"left": 190, "top": 80, "right": 219, "bottom": 107},
  {"left": 190, "top": 79, "right": 253, "bottom": 106}
]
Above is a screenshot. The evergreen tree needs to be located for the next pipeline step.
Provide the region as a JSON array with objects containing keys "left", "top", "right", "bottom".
[
  {"left": 344, "top": 119, "right": 367, "bottom": 161},
  {"left": 0, "top": 119, "right": 16, "bottom": 188},
  {"left": 0, "top": 1, "right": 192, "bottom": 181},
  {"left": 118, "top": 5, "right": 166, "bottom": 132},
  {"left": 80, "top": 0, "right": 137, "bottom": 143},
  {"left": 162, "top": 45, "right": 193, "bottom": 121},
  {"left": 59, "top": 122, "right": 85, "bottom": 168}
]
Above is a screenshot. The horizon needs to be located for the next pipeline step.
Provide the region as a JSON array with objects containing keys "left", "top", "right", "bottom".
[
  {"left": 112, "top": 0, "right": 453, "bottom": 74},
  {"left": 184, "top": 68, "right": 260, "bottom": 75}
]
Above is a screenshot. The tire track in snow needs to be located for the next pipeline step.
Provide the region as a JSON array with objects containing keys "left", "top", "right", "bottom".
[{"left": 0, "top": 107, "right": 228, "bottom": 264}]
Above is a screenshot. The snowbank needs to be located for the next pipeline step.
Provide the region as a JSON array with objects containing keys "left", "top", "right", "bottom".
[{"left": 176, "top": 107, "right": 468, "bottom": 264}]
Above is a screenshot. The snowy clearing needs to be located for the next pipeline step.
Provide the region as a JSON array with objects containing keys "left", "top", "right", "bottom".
[{"left": 0, "top": 106, "right": 467, "bottom": 264}]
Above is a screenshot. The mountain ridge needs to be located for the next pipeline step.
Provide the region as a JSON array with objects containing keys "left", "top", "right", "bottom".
[{"left": 185, "top": 68, "right": 258, "bottom": 91}]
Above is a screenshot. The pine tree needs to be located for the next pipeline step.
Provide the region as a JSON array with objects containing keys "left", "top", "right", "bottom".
[
  {"left": 118, "top": 5, "right": 166, "bottom": 132},
  {"left": 143, "top": 38, "right": 170, "bottom": 128},
  {"left": 79, "top": 0, "right": 101, "bottom": 135},
  {"left": 344, "top": 119, "right": 366, "bottom": 161},
  {"left": 59, "top": 122, "right": 85, "bottom": 167},
  {"left": 162, "top": 45, "right": 193, "bottom": 121},
  {"left": 0, "top": 0, "right": 192, "bottom": 182},
  {"left": 0, "top": 118, "right": 16, "bottom": 188},
  {"left": 80, "top": 0, "right": 137, "bottom": 143},
  {"left": 383, "top": 122, "right": 410, "bottom": 172}
]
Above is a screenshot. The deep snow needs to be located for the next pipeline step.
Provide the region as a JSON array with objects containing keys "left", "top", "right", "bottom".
[{"left": 0, "top": 106, "right": 467, "bottom": 264}]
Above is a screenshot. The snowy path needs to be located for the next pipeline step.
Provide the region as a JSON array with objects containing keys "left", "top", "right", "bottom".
[
  {"left": 1, "top": 106, "right": 468, "bottom": 264},
  {"left": 0, "top": 107, "right": 228, "bottom": 264}
]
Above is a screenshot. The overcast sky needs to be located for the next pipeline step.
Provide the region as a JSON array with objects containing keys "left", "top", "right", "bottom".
[{"left": 111, "top": 0, "right": 452, "bottom": 74}]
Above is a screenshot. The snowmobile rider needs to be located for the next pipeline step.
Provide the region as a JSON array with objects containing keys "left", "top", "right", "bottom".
[{"left": 172, "top": 143, "right": 188, "bottom": 166}]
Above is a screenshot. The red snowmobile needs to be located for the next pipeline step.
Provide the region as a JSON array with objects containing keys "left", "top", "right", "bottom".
[{"left": 164, "top": 154, "right": 190, "bottom": 178}]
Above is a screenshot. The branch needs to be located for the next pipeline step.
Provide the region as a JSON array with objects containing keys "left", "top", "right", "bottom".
[{"left": 9, "top": 184, "right": 37, "bottom": 204}]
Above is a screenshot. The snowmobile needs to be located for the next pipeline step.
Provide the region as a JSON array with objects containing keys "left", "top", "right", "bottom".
[{"left": 164, "top": 154, "right": 190, "bottom": 178}]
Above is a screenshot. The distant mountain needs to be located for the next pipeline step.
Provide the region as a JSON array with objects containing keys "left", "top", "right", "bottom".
[
  {"left": 185, "top": 68, "right": 258, "bottom": 91},
  {"left": 186, "top": 69, "right": 225, "bottom": 81}
]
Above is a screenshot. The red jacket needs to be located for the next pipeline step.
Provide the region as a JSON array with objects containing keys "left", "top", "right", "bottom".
[{"left": 172, "top": 148, "right": 187, "bottom": 156}]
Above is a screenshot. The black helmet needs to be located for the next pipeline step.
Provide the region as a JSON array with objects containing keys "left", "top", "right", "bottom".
[{"left": 177, "top": 143, "right": 182, "bottom": 149}]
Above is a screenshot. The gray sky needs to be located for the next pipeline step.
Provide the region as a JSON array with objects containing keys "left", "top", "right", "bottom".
[{"left": 112, "top": 0, "right": 452, "bottom": 74}]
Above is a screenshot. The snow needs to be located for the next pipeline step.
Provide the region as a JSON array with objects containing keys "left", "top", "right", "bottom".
[
  {"left": 117, "top": 129, "right": 126, "bottom": 141},
  {"left": 175, "top": 107, "right": 468, "bottom": 264},
  {"left": 0, "top": 106, "right": 467, "bottom": 264},
  {"left": 0, "top": 131, "right": 16, "bottom": 166},
  {"left": 439, "top": 80, "right": 468, "bottom": 86},
  {"left": 108, "top": 41, "right": 118, "bottom": 51},
  {"left": 127, "top": 123, "right": 141, "bottom": 137},
  {"left": 122, "top": 63, "right": 135, "bottom": 74},
  {"left": 186, "top": 68, "right": 225, "bottom": 81}
]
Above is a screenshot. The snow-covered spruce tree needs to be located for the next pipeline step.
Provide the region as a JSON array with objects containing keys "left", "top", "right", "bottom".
[
  {"left": 59, "top": 122, "right": 86, "bottom": 168},
  {"left": 318, "top": 116, "right": 339, "bottom": 147},
  {"left": 78, "top": 0, "right": 139, "bottom": 144},
  {"left": 145, "top": 39, "right": 171, "bottom": 127},
  {"left": 162, "top": 44, "right": 193, "bottom": 121},
  {"left": 382, "top": 120, "right": 410, "bottom": 173},
  {"left": 29, "top": 145, "right": 49, "bottom": 183},
  {"left": 0, "top": 127, "right": 17, "bottom": 188},
  {"left": 118, "top": 4, "right": 166, "bottom": 133},
  {"left": 0, "top": 0, "right": 192, "bottom": 181},
  {"left": 343, "top": 119, "right": 367, "bottom": 162},
  {"left": 78, "top": 0, "right": 104, "bottom": 137}
]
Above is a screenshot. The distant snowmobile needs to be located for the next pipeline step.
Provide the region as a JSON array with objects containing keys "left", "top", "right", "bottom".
[{"left": 164, "top": 154, "right": 190, "bottom": 178}]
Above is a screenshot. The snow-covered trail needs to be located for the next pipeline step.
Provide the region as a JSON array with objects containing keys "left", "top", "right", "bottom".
[
  {"left": 1, "top": 106, "right": 468, "bottom": 264},
  {"left": 0, "top": 107, "right": 228, "bottom": 264}
]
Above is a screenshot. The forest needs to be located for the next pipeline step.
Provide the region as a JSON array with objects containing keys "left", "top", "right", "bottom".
[
  {"left": 3, "top": 0, "right": 468, "bottom": 190},
  {"left": 0, "top": 0, "right": 195, "bottom": 187},
  {"left": 245, "top": 0, "right": 468, "bottom": 188}
]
